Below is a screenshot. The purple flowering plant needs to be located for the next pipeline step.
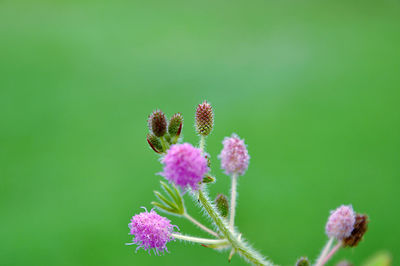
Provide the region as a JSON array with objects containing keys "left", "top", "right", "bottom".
[{"left": 127, "top": 101, "right": 369, "bottom": 265}]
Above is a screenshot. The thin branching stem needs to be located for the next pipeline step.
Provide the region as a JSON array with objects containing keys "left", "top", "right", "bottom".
[
  {"left": 172, "top": 233, "right": 228, "bottom": 245},
  {"left": 315, "top": 237, "right": 334, "bottom": 266},
  {"left": 183, "top": 212, "right": 219, "bottom": 238},
  {"left": 229, "top": 172, "right": 239, "bottom": 230},
  {"left": 320, "top": 242, "right": 342, "bottom": 265}
]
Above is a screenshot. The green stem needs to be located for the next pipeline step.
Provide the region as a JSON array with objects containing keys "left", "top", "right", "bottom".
[
  {"left": 172, "top": 233, "right": 228, "bottom": 245},
  {"left": 160, "top": 136, "right": 169, "bottom": 152},
  {"left": 229, "top": 173, "right": 239, "bottom": 230},
  {"left": 183, "top": 212, "right": 219, "bottom": 238},
  {"left": 199, "top": 135, "right": 206, "bottom": 153},
  {"left": 197, "top": 188, "right": 274, "bottom": 266}
]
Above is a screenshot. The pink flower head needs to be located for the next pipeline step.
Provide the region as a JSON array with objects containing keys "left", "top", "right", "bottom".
[
  {"left": 161, "top": 143, "right": 208, "bottom": 191},
  {"left": 219, "top": 134, "right": 250, "bottom": 176},
  {"left": 127, "top": 208, "right": 177, "bottom": 255},
  {"left": 325, "top": 205, "right": 356, "bottom": 240}
]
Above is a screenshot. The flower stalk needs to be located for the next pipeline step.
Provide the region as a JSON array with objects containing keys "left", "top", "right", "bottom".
[
  {"left": 315, "top": 237, "right": 334, "bottom": 266},
  {"left": 183, "top": 212, "right": 219, "bottom": 238},
  {"left": 320, "top": 242, "right": 342, "bottom": 265},
  {"left": 229, "top": 172, "right": 239, "bottom": 230},
  {"left": 172, "top": 233, "right": 228, "bottom": 245},
  {"left": 197, "top": 188, "right": 274, "bottom": 266}
]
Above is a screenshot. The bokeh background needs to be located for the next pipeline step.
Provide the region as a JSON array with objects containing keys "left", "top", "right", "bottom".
[{"left": 1, "top": 0, "right": 399, "bottom": 265}]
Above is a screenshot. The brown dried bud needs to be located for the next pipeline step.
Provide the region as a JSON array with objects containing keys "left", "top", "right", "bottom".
[
  {"left": 146, "top": 134, "right": 163, "bottom": 153},
  {"left": 215, "top": 194, "right": 229, "bottom": 218},
  {"left": 343, "top": 214, "right": 368, "bottom": 247},
  {"left": 148, "top": 110, "right": 167, "bottom": 137},
  {"left": 296, "top": 257, "right": 310, "bottom": 266},
  {"left": 195, "top": 101, "right": 214, "bottom": 136},
  {"left": 168, "top": 113, "right": 183, "bottom": 137}
]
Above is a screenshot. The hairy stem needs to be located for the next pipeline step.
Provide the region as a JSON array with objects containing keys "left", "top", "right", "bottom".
[
  {"left": 320, "top": 242, "right": 342, "bottom": 265},
  {"left": 197, "top": 188, "right": 274, "bottom": 266},
  {"left": 229, "top": 173, "right": 238, "bottom": 230},
  {"left": 315, "top": 237, "right": 334, "bottom": 266},
  {"left": 199, "top": 135, "right": 206, "bottom": 153},
  {"left": 172, "top": 233, "right": 228, "bottom": 245},
  {"left": 160, "top": 136, "right": 168, "bottom": 151},
  {"left": 183, "top": 212, "right": 219, "bottom": 238}
]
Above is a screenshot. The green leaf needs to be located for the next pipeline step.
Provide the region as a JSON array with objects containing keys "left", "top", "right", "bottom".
[
  {"left": 171, "top": 183, "right": 184, "bottom": 210},
  {"left": 154, "top": 191, "right": 179, "bottom": 210},
  {"left": 151, "top": 201, "right": 179, "bottom": 214},
  {"left": 160, "top": 181, "right": 178, "bottom": 202}
]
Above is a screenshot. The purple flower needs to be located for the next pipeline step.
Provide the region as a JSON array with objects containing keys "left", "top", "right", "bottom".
[
  {"left": 325, "top": 205, "right": 356, "bottom": 240},
  {"left": 161, "top": 143, "right": 208, "bottom": 191},
  {"left": 219, "top": 134, "right": 250, "bottom": 176},
  {"left": 128, "top": 208, "right": 177, "bottom": 254}
]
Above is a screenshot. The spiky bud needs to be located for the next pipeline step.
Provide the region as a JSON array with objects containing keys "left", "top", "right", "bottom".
[
  {"left": 147, "top": 134, "right": 163, "bottom": 153},
  {"left": 195, "top": 101, "right": 214, "bottom": 136},
  {"left": 148, "top": 110, "right": 167, "bottom": 137},
  {"left": 215, "top": 194, "right": 229, "bottom": 218},
  {"left": 296, "top": 257, "right": 310, "bottom": 266},
  {"left": 168, "top": 113, "right": 183, "bottom": 137},
  {"left": 343, "top": 214, "right": 368, "bottom": 247}
]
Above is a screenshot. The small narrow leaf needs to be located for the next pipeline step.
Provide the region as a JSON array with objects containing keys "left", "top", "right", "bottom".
[
  {"left": 151, "top": 201, "right": 179, "bottom": 214},
  {"left": 154, "top": 191, "right": 178, "bottom": 210},
  {"left": 160, "top": 181, "right": 179, "bottom": 203},
  {"left": 171, "top": 183, "right": 184, "bottom": 210}
]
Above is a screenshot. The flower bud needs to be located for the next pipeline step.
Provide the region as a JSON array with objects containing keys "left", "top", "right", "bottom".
[
  {"left": 168, "top": 113, "right": 183, "bottom": 138},
  {"left": 296, "top": 257, "right": 310, "bottom": 266},
  {"left": 148, "top": 110, "right": 167, "bottom": 137},
  {"left": 343, "top": 214, "right": 368, "bottom": 247},
  {"left": 215, "top": 194, "right": 229, "bottom": 218},
  {"left": 195, "top": 101, "right": 214, "bottom": 136},
  {"left": 147, "top": 134, "right": 163, "bottom": 153},
  {"left": 202, "top": 174, "right": 215, "bottom": 184}
]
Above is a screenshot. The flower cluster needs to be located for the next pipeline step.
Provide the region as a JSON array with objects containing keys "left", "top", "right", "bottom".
[
  {"left": 146, "top": 110, "right": 183, "bottom": 153},
  {"left": 127, "top": 101, "right": 369, "bottom": 266}
]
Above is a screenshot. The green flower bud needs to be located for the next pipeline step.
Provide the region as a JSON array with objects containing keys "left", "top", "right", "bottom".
[
  {"left": 168, "top": 113, "right": 183, "bottom": 137},
  {"left": 215, "top": 194, "right": 229, "bottom": 218},
  {"left": 296, "top": 257, "right": 310, "bottom": 266},
  {"left": 146, "top": 133, "right": 163, "bottom": 153},
  {"left": 148, "top": 110, "right": 167, "bottom": 137}
]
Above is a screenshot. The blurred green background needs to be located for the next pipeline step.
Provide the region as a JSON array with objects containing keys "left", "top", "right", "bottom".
[{"left": 1, "top": 0, "right": 399, "bottom": 265}]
